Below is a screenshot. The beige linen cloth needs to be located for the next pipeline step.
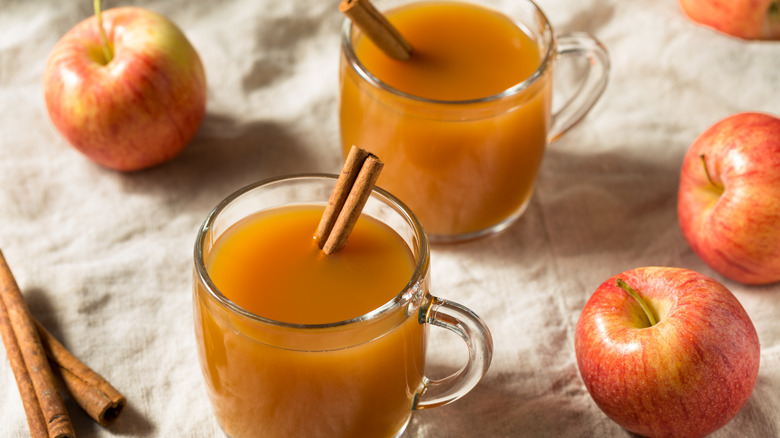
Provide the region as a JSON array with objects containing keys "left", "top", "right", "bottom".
[{"left": 1, "top": 0, "right": 779, "bottom": 436}]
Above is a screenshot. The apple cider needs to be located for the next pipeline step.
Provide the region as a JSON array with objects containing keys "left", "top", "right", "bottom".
[
  {"left": 340, "top": 1, "right": 552, "bottom": 238},
  {"left": 193, "top": 205, "right": 426, "bottom": 438}
]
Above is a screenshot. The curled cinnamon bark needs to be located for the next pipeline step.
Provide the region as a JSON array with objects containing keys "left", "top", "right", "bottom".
[
  {"left": 0, "top": 249, "right": 127, "bottom": 434},
  {"left": 340, "top": 0, "right": 412, "bottom": 60},
  {"left": 0, "top": 250, "right": 75, "bottom": 438},
  {"left": 36, "top": 320, "right": 126, "bottom": 426},
  {"left": 316, "top": 145, "right": 384, "bottom": 254}
]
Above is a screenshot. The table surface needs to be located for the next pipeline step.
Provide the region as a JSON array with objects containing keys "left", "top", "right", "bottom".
[{"left": 1, "top": 0, "right": 779, "bottom": 437}]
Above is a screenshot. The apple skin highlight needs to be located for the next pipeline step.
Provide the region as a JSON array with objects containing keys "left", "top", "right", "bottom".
[
  {"left": 43, "top": 7, "right": 207, "bottom": 172},
  {"left": 575, "top": 267, "right": 760, "bottom": 438}
]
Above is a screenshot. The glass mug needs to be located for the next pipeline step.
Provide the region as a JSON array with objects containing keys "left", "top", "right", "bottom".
[
  {"left": 193, "top": 175, "right": 493, "bottom": 438},
  {"left": 339, "top": 0, "right": 610, "bottom": 242}
]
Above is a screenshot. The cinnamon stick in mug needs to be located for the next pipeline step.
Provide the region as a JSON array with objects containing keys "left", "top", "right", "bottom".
[
  {"left": 316, "top": 145, "right": 384, "bottom": 254},
  {"left": 339, "top": 0, "right": 412, "bottom": 60}
]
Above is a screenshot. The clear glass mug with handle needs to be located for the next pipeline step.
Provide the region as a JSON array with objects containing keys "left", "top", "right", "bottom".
[
  {"left": 339, "top": 0, "right": 609, "bottom": 242},
  {"left": 193, "top": 175, "right": 494, "bottom": 438}
]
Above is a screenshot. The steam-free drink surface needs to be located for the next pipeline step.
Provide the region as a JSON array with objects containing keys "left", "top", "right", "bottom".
[
  {"left": 195, "top": 204, "right": 426, "bottom": 438},
  {"left": 206, "top": 205, "right": 415, "bottom": 324},
  {"left": 355, "top": 1, "right": 540, "bottom": 100},
  {"left": 340, "top": 1, "right": 551, "bottom": 237}
]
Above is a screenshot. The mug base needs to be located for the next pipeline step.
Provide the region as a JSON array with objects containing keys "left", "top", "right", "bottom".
[
  {"left": 216, "top": 414, "right": 412, "bottom": 438},
  {"left": 426, "top": 198, "right": 531, "bottom": 244}
]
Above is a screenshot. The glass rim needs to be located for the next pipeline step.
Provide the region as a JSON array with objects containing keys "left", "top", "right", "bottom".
[
  {"left": 340, "top": 0, "right": 555, "bottom": 106},
  {"left": 193, "top": 173, "right": 431, "bottom": 331}
]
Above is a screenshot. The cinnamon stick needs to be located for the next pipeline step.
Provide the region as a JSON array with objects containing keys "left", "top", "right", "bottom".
[
  {"left": 340, "top": 0, "right": 412, "bottom": 61},
  {"left": 316, "top": 146, "right": 370, "bottom": 248},
  {"left": 0, "top": 298, "right": 48, "bottom": 438},
  {"left": 0, "top": 250, "right": 75, "bottom": 438},
  {"left": 36, "top": 320, "right": 126, "bottom": 426},
  {"left": 316, "top": 146, "right": 384, "bottom": 254}
]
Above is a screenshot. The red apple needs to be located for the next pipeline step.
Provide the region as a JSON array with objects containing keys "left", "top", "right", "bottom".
[
  {"left": 677, "top": 112, "right": 780, "bottom": 285},
  {"left": 677, "top": 0, "right": 780, "bottom": 40},
  {"left": 43, "top": 4, "right": 207, "bottom": 172},
  {"left": 575, "top": 267, "right": 760, "bottom": 438}
]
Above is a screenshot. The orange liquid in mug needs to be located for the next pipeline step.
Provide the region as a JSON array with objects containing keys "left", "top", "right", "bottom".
[
  {"left": 194, "top": 205, "right": 426, "bottom": 438},
  {"left": 340, "top": 1, "right": 552, "bottom": 236}
]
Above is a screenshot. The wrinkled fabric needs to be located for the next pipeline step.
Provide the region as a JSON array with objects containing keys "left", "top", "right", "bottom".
[{"left": 1, "top": 0, "right": 779, "bottom": 436}]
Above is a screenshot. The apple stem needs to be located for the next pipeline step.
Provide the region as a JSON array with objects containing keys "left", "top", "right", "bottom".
[
  {"left": 699, "top": 154, "right": 723, "bottom": 192},
  {"left": 615, "top": 278, "right": 658, "bottom": 327},
  {"left": 94, "top": 0, "right": 113, "bottom": 64}
]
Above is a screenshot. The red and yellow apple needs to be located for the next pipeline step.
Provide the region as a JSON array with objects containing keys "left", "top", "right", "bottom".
[
  {"left": 43, "top": 4, "right": 207, "bottom": 172},
  {"left": 677, "top": 112, "right": 780, "bottom": 285},
  {"left": 575, "top": 267, "right": 760, "bottom": 438},
  {"left": 677, "top": 0, "right": 780, "bottom": 40}
]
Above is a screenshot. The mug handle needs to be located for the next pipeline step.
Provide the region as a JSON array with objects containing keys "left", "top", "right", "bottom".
[
  {"left": 548, "top": 32, "right": 610, "bottom": 142},
  {"left": 414, "top": 296, "right": 493, "bottom": 410}
]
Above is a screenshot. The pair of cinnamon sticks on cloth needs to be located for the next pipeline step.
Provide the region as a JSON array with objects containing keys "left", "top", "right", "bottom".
[{"left": 0, "top": 250, "right": 125, "bottom": 438}]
